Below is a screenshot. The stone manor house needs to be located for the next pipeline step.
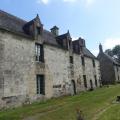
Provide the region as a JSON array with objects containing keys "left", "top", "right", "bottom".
[{"left": 0, "top": 10, "right": 101, "bottom": 108}]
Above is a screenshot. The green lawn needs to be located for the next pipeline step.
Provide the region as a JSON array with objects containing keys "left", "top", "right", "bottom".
[{"left": 0, "top": 85, "right": 120, "bottom": 120}]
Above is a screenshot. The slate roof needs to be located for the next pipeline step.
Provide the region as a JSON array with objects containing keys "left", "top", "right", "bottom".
[
  {"left": 0, "top": 10, "right": 27, "bottom": 36},
  {"left": 0, "top": 10, "right": 61, "bottom": 45},
  {"left": 82, "top": 47, "right": 96, "bottom": 59},
  {"left": 0, "top": 9, "right": 97, "bottom": 59},
  {"left": 56, "top": 33, "right": 68, "bottom": 40},
  {"left": 72, "top": 38, "right": 96, "bottom": 59},
  {"left": 43, "top": 30, "right": 58, "bottom": 46}
]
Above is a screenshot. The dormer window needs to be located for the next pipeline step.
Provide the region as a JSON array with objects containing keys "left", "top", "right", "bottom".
[{"left": 37, "top": 27, "right": 41, "bottom": 35}]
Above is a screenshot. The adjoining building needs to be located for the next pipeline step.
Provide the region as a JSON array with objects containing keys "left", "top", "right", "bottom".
[
  {"left": 97, "top": 44, "right": 120, "bottom": 85},
  {"left": 0, "top": 10, "right": 101, "bottom": 108}
]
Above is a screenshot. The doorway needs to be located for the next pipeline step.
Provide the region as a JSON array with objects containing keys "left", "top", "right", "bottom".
[
  {"left": 71, "top": 80, "right": 76, "bottom": 95},
  {"left": 90, "top": 80, "right": 93, "bottom": 90}
]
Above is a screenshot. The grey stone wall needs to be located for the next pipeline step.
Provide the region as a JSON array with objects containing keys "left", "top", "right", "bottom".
[
  {"left": 73, "top": 54, "right": 84, "bottom": 92},
  {"left": 114, "top": 65, "right": 120, "bottom": 83},
  {"left": 0, "top": 30, "right": 101, "bottom": 108},
  {"left": 83, "top": 57, "right": 100, "bottom": 90},
  {"left": 44, "top": 45, "right": 72, "bottom": 97},
  {"left": 0, "top": 31, "right": 43, "bottom": 108},
  {"left": 0, "top": 31, "right": 5, "bottom": 98},
  {"left": 44, "top": 45, "right": 101, "bottom": 97},
  {"left": 74, "top": 54, "right": 100, "bottom": 92}
]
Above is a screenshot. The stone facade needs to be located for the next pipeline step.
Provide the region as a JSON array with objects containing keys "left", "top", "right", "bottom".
[
  {"left": 114, "top": 65, "right": 120, "bottom": 83},
  {"left": 0, "top": 10, "right": 101, "bottom": 108},
  {"left": 97, "top": 44, "right": 120, "bottom": 85},
  {"left": 74, "top": 54, "right": 100, "bottom": 92}
]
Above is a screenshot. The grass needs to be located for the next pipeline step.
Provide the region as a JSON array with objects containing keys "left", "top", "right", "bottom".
[
  {"left": 0, "top": 85, "right": 120, "bottom": 120},
  {"left": 97, "top": 103, "right": 120, "bottom": 120}
]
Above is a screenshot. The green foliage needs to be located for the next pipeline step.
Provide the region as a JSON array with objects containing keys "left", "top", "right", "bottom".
[
  {"left": 105, "top": 45, "right": 120, "bottom": 62},
  {"left": 0, "top": 85, "right": 120, "bottom": 120},
  {"left": 113, "top": 45, "right": 120, "bottom": 62},
  {"left": 105, "top": 49, "right": 113, "bottom": 57},
  {"left": 112, "top": 45, "right": 120, "bottom": 55}
]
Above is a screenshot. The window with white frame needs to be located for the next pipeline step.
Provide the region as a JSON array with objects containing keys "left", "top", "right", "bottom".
[
  {"left": 35, "top": 43, "right": 44, "bottom": 62},
  {"left": 36, "top": 75, "right": 45, "bottom": 95}
]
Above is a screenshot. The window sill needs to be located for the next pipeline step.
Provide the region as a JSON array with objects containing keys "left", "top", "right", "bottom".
[
  {"left": 36, "top": 94, "right": 45, "bottom": 96},
  {"left": 35, "top": 61, "right": 44, "bottom": 63}
]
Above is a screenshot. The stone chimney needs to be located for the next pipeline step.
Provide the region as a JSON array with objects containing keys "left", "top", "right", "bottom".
[
  {"left": 99, "top": 43, "right": 103, "bottom": 53},
  {"left": 50, "top": 26, "right": 59, "bottom": 36}
]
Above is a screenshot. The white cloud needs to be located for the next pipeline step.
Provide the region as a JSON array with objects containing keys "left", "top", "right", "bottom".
[
  {"left": 72, "top": 36, "right": 85, "bottom": 41},
  {"left": 37, "top": 0, "right": 49, "bottom": 4},
  {"left": 72, "top": 36, "right": 78, "bottom": 40},
  {"left": 85, "top": 0, "right": 95, "bottom": 7},
  {"left": 103, "top": 38, "right": 120, "bottom": 50},
  {"left": 91, "top": 38, "right": 120, "bottom": 56},
  {"left": 36, "top": 0, "right": 95, "bottom": 6}
]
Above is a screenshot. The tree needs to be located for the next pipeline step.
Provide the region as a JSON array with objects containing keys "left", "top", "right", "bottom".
[
  {"left": 112, "top": 45, "right": 120, "bottom": 62},
  {"left": 105, "top": 49, "right": 113, "bottom": 57},
  {"left": 105, "top": 45, "right": 120, "bottom": 63}
]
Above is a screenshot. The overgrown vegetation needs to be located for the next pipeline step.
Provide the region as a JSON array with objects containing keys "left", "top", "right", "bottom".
[
  {"left": 105, "top": 45, "right": 120, "bottom": 62},
  {"left": 0, "top": 85, "right": 120, "bottom": 120}
]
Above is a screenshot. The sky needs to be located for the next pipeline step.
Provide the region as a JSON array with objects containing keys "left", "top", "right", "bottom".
[{"left": 0, "top": 0, "right": 120, "bottom": 55}]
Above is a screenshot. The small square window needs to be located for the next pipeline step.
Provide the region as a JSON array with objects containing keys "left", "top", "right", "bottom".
[{"left": 70, "top": 56, "right": 73, "bottom": 64}]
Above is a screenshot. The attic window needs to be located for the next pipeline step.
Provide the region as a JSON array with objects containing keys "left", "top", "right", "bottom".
[{"left": 37, "top": 27, "right": 41, "bottom": 35}]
